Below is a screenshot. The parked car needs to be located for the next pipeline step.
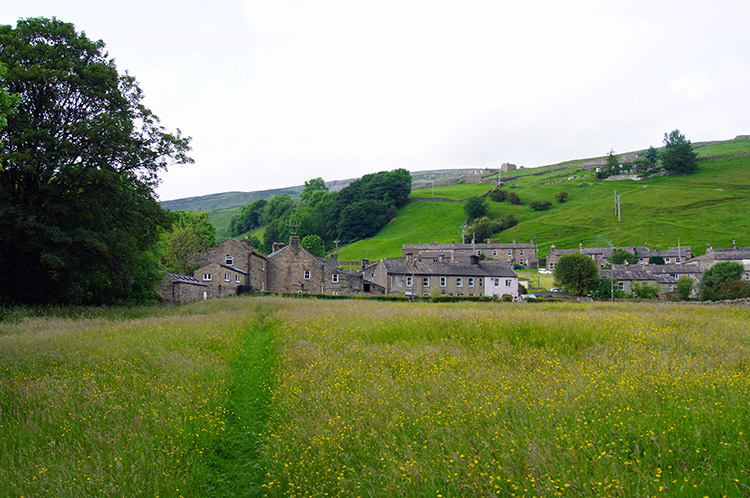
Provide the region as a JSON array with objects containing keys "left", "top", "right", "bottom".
[{"left": 538, "top": 268, "right": 552, "bottom": 274}]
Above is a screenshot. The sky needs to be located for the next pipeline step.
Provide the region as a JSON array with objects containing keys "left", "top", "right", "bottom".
[{"left": 3, "top": 1, "right": 750, "bottom": 201}]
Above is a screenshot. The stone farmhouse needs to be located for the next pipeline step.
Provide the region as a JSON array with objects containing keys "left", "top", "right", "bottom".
[
  {"left": 364, "top": 254, "right": 519, "bottom": 299},
  {"left": 547, "top": 243, "right": 692, "bottom": 270},
  {"left": 192, "top": 238, "right": 269, "bottom": 298},
  {"left": 599, "top": 269, "right": 677, "bottom": 294},
  {"left": 403, "top": 241, "right": 538, "bottom": 268},
  {"left": 267, "top": 235, "right": 384, "bottom": 295},
  {"left": 689, "top": 241, "right": 750, "bottom": 281},
  {"left": 582, "top": 154, "right": 639, "bottom": 172}
]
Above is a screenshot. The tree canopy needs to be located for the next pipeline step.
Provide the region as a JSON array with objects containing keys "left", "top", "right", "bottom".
[
  {"left": 610, "top": 250, "right": 638, "bottom": 265},
  {"left": 464, "top": 196, "right": 488, "bottom": 221},
  {"left": 700, "top": 262, "right": 750, "bottom": 301},
  {"left": 553, "top": 253, "right": 599, "bottom": 296},
  {"left": 660, "top": 130, "right": 698, "bottom": 174},
  {"left": 161, "top": 211, "right": 216, "bottom": 275},
  {"left": 0, "top": 18, "right": 192, "bottom": 304}
]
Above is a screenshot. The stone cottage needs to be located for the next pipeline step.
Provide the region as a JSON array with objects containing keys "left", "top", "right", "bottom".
[{"left": 156, "top": 273, "right": 207, "bottom": 303}]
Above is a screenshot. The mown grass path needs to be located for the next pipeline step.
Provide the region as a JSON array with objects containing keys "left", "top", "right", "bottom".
[{"left": 203, "top": 311, "right": 277, "bottom": 497}]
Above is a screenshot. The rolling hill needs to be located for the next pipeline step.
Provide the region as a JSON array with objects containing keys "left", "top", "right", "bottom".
[{"left": 163, "top": 137, "right": 750, "bottom": 260}]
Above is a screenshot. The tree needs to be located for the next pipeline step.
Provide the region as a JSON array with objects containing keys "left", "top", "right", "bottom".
[
  {"left": 631, "top": 282, "right": 660, "bottom": 299},
  {"left": 507, "top": 192, "right": 522, "bottom": 205},
  {"left": 0, "top": 18, "right": 192, "bottom": 304},
  {"left": 0, "top": 62, "right": 19, "bottom": 140},
  {"left": 610, "top": 250, "right": 638, "bottom": 265},
  {"left": 467, "top": 216, "right": 501, "bottom": 243},
  {"left": 660, "top": 130, "right": 698, "bottom": 174},
  {"left": 648, "top": 255, "right": 665, "bottom": 265},
  {"left": 555, "top": 191, "right": 568, "bottom": 203},
  {"left": 464, "top": 196, "right": 488, "bottom": 220},
  {"left": 161, "top": 211, "right": 216, "bottom": 275},
  {"left": 490, "top": 188, "right": 508, "bottom": 202},
  {"left": 676, "top": 276, "right": 694, "bottom": 300},
  {"left": 301, "top": 234, "right": 325, "bottom": 257},
  {"left": 530, "top": 200, "right": 552, "bottom": 211},
  {"left": 590, "top": 278, "right": 627, "bottom": 300},
  {"left": 500, "top": 215, "right": 518, "bottom": 230},
  {"left": 644, "top": 146, "right": 659, "bottom": 164},
  {"left": 700, "top": 261, "right": 749, "bottom": 301},
  {"left": 301, "top": 177, "right": 328, "bottom": 206},
  {"left": 553, "top": 253, "right": 599, "bottom": 296}
]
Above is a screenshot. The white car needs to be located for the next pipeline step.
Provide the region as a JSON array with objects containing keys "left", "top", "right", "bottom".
[{"left": 538, "top": 268, "right": 552, "bottom": 274}]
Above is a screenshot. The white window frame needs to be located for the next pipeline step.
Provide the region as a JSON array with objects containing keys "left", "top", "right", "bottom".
[
  {"left": 505, "top": 279, "right": 512, "bottom": 287},
  {"left": 236, "top": 274, "right": 241, "bottom": 283},
  {"left": 406, "top": 276, "right": 413, "bottom": 287},
  {"left": 332, "top": 274, "right": 339, "bottom": 283},
  {"left": 456, "top": 277, "right": 463, "bottom": 287},
  {"left": 477, "top": 250, "right": 482, "bottom": 255},
  {"left": 225, "top": 256, "right": 233, "bottom": 266},
  {"left": 440, "top": 276, "right": 447, "bottom": 287},
  {"left": 203, "top": 273, "right": 212, "bottom": 281},
  {"left": 468, "top": 277, "right": 475, "bottom": 287},
  {"left": 520, "top": 250, "right": 524, "bottom": 256},
  {"left": 423, "top": 276, "right": 430, "bottom": 287},
  {"left": 304, "top": 270, "right": 311, "bottom": 280},
  {"left": 224, "top": 272, "right": 231, "bottom": 282},
  {"left": 494, "top": 278, "right": 500, "bottom": 286},
  {"left": 492, "top": 250, "right": 498, "bottom": 257},
  {"left": 479, "top": 278, "right": 483, "bottom": 287},
  {"left": 618, "top": 282, "right": 625, "bottom": 291}
]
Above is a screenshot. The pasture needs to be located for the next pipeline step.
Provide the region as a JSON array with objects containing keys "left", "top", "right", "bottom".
[{"left": 1, "top": 298, "right": 749, "bottom": 497}]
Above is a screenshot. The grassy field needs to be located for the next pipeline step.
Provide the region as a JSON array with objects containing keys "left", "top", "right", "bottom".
[
  {"left": 409, "top": 183, "right": 496, "bottom": 200},
  {"left": 2, "top": 297, "right": 750, "bottom": 497}
]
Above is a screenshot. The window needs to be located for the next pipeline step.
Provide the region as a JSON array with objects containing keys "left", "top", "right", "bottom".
[
  {"left": 456, "top": 277, "right": 463, "bottom": 287},
  {"left": 202, "top": 273, "right": 212, "bottom": 281},
  {"left": 507, "top": 250, "right": 512, "bottom": 256},
  {"left": 477, "top": 250, "right": 482, "bottom": 255},
  {"left": 520, "top": 250, "right": 524, "bottom": 256},
  {"left": 225, "top": 255, "right": 233, "bottom": 266},
  {"left": 440, "top": 276, "right": 447, "bottom": 287},
  {"left": 224, "top": 272, "right": 230, "bottom": 282},
  {"left": 423, "top": 277, "right": 430, "bottom": 287},
  {"left": 236, "top": 274, "right": 241, "bottom": 283},
  {"left": 505, "top": 279, "right": 512, "bottom": 287},
  {"left": 468, "top": 277, "right": 474, "bottom": 287},
  {"left": 665, "top": 257, "right": 671, "bottom": 264},
  {"left": 406, "top": 276, "right": 413, "bottom": 287},
  {"left": 304, "top": 270, "right": 311, "bottom": 280},
  {"left": 332, "top": 274, "right": 339, "bottom": 283},
  {"left": 479, "top": 278, "right": 483, "bottom": 287},
  {"left": 675, "top": 257, "right": 681, "bottom": 263},
  {"left": 492, "top": 250, "right": 498, "bottom": 256},
  {"left": 494, "top": 278, "right": 500, "bottom": 286},
  {"left": 618, "top": 282, "right": 625, "bottom": 291}
]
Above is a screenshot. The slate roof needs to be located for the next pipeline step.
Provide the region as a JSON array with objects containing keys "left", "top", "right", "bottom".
[
  {"left": 711, "top": 248, "right": 750, "bottom": 260},
  {"left": 600, "top": 269, "right": 676, "bottom": 283},
  {"left": 403, "top": 242, "right": 534, "bottom": 252},
  {"left": 165, "top": 273, "right": 207, "bottom": 286}
]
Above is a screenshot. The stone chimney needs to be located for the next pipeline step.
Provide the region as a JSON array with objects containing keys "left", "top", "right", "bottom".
[
  {"left": 405, "top": 252, "right": 414, "bottom": 264},
  {"left": 272, "top": 242, "right": 285, "bottom": 253},
  {"left": 733, "top": 240, "right": 737, "bottom": 249},
  {"left": 645, "top": 242, "right": 649, "bottom": 251},
  {"left": 290, "top": 235, "right": 300, "bottom": 247},
  {"left": 579, "top": 243, "right": 583, "bottom": 253},
  {"left": 361, "top": 258, "right": 369, "bottom": 269},
  {"left": 470, "top": 254, "right": 479, "bottom": 266},
  {"left": 706, "top": 244, "right": 713, "bottom": 252}
]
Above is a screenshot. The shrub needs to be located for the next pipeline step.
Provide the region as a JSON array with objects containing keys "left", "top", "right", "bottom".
[
  {"left": 676, "top": 276, "right": 694, "bottom": 300},
  {"left": 553, "top": 253, "right": 599, "bottom": 296},
  {"left": 489, "top": 188, "right": 508, "bottom": 202},
  {"left": 530, "top": 200, "right": 553, "bottom": 211},
  {"left": 610, "top": 250, "right": 638, "bottom": 265},
  {"left": 507, "top": 192, "right": 522, "bottom": 205},
  {"left": 631, "top": 282, "right": 660, "bottom": 299},
  {"left": 555, "top": 191, "right": 569, "bottom": 203},
  {"left": 648, "top": 255, "right": 665, "bottom": 265}
]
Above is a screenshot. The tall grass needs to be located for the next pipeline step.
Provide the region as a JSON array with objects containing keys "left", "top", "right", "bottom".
[{"left": 2, "top": 298, "right": 750, "bottom": 497}]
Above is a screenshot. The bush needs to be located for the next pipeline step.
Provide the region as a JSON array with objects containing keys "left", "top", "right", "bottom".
[
  {"left": 530, "top": 200, "right": 553, "bottom": 211},
  {"left": 648, "top": 255, "right": 665, "bottom": 265},
  {"left": 464, "top": 196, "right": 488, "bottom": 220},
  {"left": 676, "top": 276, "right": 694, "bottom": 300},
  {"left": 631, "top": 282, "right": 660, "bottom": 299},
  {"left": 489, "top": 188, "right": 508, "bottom": 202},
  {"left": 555, "top": 191, "right": 569, "bottom": 203},
  {"left": 700, "top": 261, "right": 746, "bottom": 301},
  {"left": 610, "top": 250, "right": 638, "bottom": 265},
  {"left": 507, "top": 192, "right": 522, "bottom": 205}
]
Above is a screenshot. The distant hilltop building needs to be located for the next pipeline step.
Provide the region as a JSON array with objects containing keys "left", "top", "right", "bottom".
[{"left": 500, "top": 162, "right": 517, "bottom": 173}]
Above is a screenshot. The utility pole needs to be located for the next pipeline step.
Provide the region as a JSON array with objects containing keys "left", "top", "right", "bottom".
[
  {"left": 614, "top": 189, "right": 617, "bottom": 217},
  {"left": 617, "top": 194, "right": 622, "bottom": 222},
  {"left": 533, "top": 238, "right": 540, "bottom": 289}
]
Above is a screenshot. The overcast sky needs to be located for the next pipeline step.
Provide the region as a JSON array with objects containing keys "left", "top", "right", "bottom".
[{"left": 4, "top": 1, "right": 750, "bottom": 201}]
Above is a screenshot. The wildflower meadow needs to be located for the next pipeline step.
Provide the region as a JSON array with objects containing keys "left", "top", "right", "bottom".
[{"left": 1, "top": 298, "right": 749, "bottom": 497}]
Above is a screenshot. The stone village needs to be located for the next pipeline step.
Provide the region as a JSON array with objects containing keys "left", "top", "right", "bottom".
[{"left": 157, "top": 234, "right": 750, "bottom": 304}]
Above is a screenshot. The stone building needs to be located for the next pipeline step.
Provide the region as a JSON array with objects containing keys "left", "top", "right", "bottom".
[
  {"left": 193, "top": 238, "right": 268, "bottom": 292},
  {"left": 546, "top": 243, "right": 692, "bottom": 270},
  {"left": 500, "top": 162, "right": 517, "bottom": 173},
  {"left": 194, "top": 262, "right": 249, "bottom": 298},
  {"left": 267, "top": 235, "right": 384, "bottom": 295},
  {"left": 690, "top": 241, "right": 750, "bottom": 281},
  {"left": 402, "top": 241, "right": 537, "bottom": 268},
  {"left": 365, "top": 255, "right": 519, "bottom": 299},
  {"left": 156, "top": 273, "right": 207, "bottom": 303}
]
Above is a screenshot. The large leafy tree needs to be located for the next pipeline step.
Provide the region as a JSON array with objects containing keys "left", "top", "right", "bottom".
[
  {"left": 161, "top": 211, "right": 216, "bottom": 275},
  {"left": 700, "top": 261, "right": 750, "bottom": 301},
  {"left": 0, "top": 18, "right": 192, "bottom": 304},
  {"left": 0, "top": 62, "right": 19, "bottom": 137},
  {"left": 553, "top": 253, "right": 599, "bottom": 296},
  {"left": 660, "top": 129, "right": 698, "bottom": 174}
]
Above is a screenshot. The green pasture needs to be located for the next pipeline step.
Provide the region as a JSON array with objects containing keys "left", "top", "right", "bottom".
[
  {"left": 408, "top": 182, "right": 496, "bottom": 200},
  {"left": 336, "top": 201, "right": 467, "bottom": 261},
  {"left": 695, "top": 138, "right": 750, "bottom": 157},
  {"left": 2, "top": 298, "right": 750, "bottom": 497}
]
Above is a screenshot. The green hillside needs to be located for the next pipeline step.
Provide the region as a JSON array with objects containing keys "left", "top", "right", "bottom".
[{"left": 339, "top": 139, "right": 750, "bottom": 261}]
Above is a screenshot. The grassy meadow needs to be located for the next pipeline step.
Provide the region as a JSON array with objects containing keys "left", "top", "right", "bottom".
[{"left": 2, "top": 297, "right": 750, "bottom": 497}]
